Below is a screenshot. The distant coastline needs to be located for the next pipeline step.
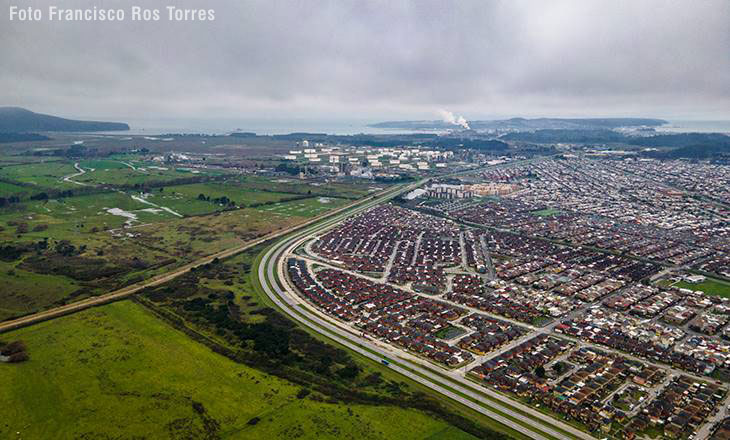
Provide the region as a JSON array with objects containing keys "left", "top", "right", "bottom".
[{"left": 95, "top": 119, "right": 730, "bottom": 136}]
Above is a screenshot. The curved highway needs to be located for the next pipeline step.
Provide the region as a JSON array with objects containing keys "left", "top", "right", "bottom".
[{"left": 256, "top": 183, "right": 593, "bottom": 440}]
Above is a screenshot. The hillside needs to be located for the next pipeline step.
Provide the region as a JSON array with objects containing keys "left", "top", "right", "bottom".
[{"left": 0, "top": 107, "right": 129, "bottom": 132}]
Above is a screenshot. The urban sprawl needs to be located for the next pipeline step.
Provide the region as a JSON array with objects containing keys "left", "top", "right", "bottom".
[{"left": 285, "top": 155, "right": 730, "bottom": 440}]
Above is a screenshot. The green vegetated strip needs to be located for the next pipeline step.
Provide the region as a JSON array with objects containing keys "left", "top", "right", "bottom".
[
  {"left": 132, "top": 242, "right": 507, "bottom": 440},
  {"left": 0, "top": 301, "right": 470, "bottom": 440},
  {"left": 0, "top": 181, "right": 29, "bottom": 196},
  {"left": 78, "top": 159, "right": 130, "bottom": 169},
  {"left": 0, "top": 161, "right": 79, "bottom": 188},
  {"left": 0, "top": 261, "right": 82, "bottom": 322}
]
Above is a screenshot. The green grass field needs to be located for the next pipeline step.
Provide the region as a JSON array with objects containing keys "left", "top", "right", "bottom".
[
  {"left": 142, "top": 182, "right": 302, "bottom": 216},
  {"left": 0, "top": 181, "right": 30, "bottom": 196},
  {"left": 72, "top": 162, "right": 225, "bottom": 186},
  {"left": 0, "top": 161, "right": 79, "bottom": 189},
  {"left": 0, "top": 191, "right": 180, "bottom": 238},
  {"left": 78, "top": 159, "right": 130, "bottom": 170},
  {"left": 238, "top": 176, "right": 381, "bottom": 200},
  {"left": 530, "top": 208, "right": 561, "bottom": 217},
  {"left": 0, "top": 301, "right": 476, "bottom": 440},
  {"left": 672, "top": 278, "right": 730, "bottom": 297},
  {"left": 0, "top": 261, "right": 82, "bottom": 322},
  {"left": 255, "top": 197, "right": 349, "bottom": 218}
]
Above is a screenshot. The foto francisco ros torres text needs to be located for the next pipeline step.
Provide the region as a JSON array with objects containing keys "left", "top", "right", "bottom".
[{"left": 9, "top": 5, "right": 215, "bottom": 21}]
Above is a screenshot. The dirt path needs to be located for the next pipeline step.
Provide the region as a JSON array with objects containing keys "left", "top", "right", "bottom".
[{"left": 61, "top": 162, "right": 90, "bottom": 186}]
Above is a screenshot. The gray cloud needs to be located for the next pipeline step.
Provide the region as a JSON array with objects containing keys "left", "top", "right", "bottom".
[{"left": 1, "top": 0, "right": 728, "bottom": 121}]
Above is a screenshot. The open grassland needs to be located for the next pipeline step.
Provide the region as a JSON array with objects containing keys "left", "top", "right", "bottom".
[
  {"left": 78, "top": 159, "right": 130, "bottom": 169},
  {"left": 0, "top": 261, "right": 81, "bottom": 322},
  {"left": 0, "top": 301, "right": 476, "bottom": 440},
  {"left": 73, "top": 160, "right": 228, "bottom": 186},
  {"left": 0, "top": 178, "right": 361, "bottom": 324},
  {"left": 255, "top": 196, "right": 350, "bottom": 218},
  {"left": 0, "top": 158, "right": 230, "bottom": 191},
  {"left": 0, "top": 206, "right": 290, "bottom": 323},
  {"left": 0, "top": 155, "right": 383, "bottom": 327},
  {"left": 142, "top": 182, "right": 302, "bottom": 216},
  {"left": 0, "top": 191, "right": 179, "bottom": 237},
  {"left": 0, "top": 161, "right": 79, "bottom": 189},
  {"left": 0, "top": 181, "right": 30, "bottom": 196},
  {"left": 129, "top": 207, "right": 303, "bottom": 259},
  {"left": 238, "top": 175, "right": 382, "bottom": 199},
  {"left": 0, "top": 155, "right": 54, "bottom": 165}
]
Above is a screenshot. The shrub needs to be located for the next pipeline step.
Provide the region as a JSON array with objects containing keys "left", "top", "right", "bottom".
[
  {"left": 7, "top": 352, "right": 29, "bottom": 363},
  {"left": 1, "top": 340, "right": 27, "bottom": 356}
]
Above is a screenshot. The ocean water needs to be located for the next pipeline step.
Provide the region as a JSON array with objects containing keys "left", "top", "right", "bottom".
[
  {"left": 657, "top": 120, "right": 730, "bottom": 134},
  {"left": 94, "top": 118, "right": 730, "bottom": 136},
  {"left": 96, "top": 118, "right": 409, "bottom": 136}
]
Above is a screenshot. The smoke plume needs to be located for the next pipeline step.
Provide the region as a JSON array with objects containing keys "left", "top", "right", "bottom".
[{"left": 438, "top": 110, "right": 470, "bottom": 129}]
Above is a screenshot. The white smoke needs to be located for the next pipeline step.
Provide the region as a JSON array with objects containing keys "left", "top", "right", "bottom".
[{"left": 438, "top": 110, "right": 470, "bottom": 130}]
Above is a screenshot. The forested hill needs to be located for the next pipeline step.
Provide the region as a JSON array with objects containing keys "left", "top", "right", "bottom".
[{"left": 0, "top": 107, "right": 129, "bottom": 132}]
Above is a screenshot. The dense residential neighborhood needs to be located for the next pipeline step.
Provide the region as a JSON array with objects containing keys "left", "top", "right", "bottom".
[{"left": 284, "top": 157, "right": 730, "bottom": 439}]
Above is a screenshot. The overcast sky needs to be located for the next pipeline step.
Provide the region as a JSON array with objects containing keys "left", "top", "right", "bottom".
[{"left": 1, "top": 0, "right": 729, "bottom": 122}]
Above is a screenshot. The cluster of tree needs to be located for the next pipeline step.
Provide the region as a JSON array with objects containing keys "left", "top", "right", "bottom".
[
  {"left": 197, "top": 193, "right": 236, "bottom": 208},
  {"left": 0, "top": 340, "right": 29, "bottom": 363},
  {"left": 64, "top": 145, "right": 99, "bottom": 158},
  {"left": 55, "top": 240, "right": 84, "bottom": 257},
  {"left": 0, "top": 133, "right": 50, "bottom": 143},
  {"left": 374, "top": 175, "right": 415, "bottom": 184},
  {"left": 21, "top": 253, "right": 123, "bottom": 281},
  {"left": 0, "top": 196, "right": 21, "bottom": 208},
  {"left": 2, "top": 186, "right": 100, "bottom": 207},
  {"left": 7, "top": 220, "right": 29, "bottom": 234},
  {"left": 121, "top": 175, "right": 226, "bottom": 192},
  {"left": 0, "top": 244, "right": 26, "bottom": 261},
  {"left": 275, "top": 162, "right": 301, "bottom": 175},
  {"left": 29, "top": 190, "right": 77, "bottom": 201}
]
